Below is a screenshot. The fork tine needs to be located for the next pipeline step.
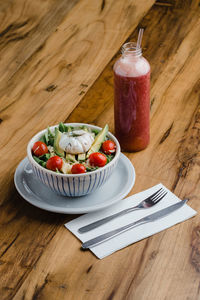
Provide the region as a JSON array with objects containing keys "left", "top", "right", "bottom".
[
  {"left": 147, "top": 188, "right": 163, "bottom": 201},
  {"left": 151, "top": 189, "right": 165, "bottom": 201},
  {"left": 152, "top": 191, "right": 167, "bottom": 203},
  {"left": 154, "top": 192, "right": 167, "bottom": 203}
]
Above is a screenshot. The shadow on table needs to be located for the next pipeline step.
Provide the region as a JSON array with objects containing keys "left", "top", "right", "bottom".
[{"left": 1, "top": 182, "right": 81, "bottom": 226}]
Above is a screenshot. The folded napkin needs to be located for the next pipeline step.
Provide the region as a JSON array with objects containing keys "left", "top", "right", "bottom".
[{"left": 65, "top": 183, "right": 197, "bottom": 259}]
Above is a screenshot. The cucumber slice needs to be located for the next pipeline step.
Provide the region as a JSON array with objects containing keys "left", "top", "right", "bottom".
[
  {"left": 78, "top": 153, "right": 86, "bottom": 161},
  {"left": 66, "top": 153, "right": 76, "bottom": 162}
]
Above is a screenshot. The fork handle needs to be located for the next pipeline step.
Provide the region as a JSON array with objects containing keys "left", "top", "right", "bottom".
[{"left": 78, "top": 206, "right": 139, "bottom": 233}]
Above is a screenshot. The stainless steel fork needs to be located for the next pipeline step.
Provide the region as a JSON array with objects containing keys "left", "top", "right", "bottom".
[{"left": 78, "top": 188, "right": 167, "bottom": 233}]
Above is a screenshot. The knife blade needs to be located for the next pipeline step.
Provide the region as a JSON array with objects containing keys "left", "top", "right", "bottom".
[{"left": 81, "top": 199, "right": 187, "bottom": 250}]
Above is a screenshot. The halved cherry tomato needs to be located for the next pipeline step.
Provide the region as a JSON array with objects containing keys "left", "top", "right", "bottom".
[
  {"left": 46, "top": 156, "right": 63, "bottom": 171},
  {"left": 32, "top": 141, "right": 48, "bottom": 157},
  {"left": 71, "top": 163, "right": 86, "bottom": 174},
  {"left": 89, "top": 152, "right": 107, "bottom": 167},
  {"left": 102, "top": 140, "right": 116, "bottom": 155}
]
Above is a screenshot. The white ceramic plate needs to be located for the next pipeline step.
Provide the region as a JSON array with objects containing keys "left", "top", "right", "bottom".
[{"left": 14, "top": 154, "right": 135, "bottom": 214}]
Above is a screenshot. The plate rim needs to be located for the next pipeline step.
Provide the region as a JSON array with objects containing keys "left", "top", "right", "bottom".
[{"left": 14, "top": 153, "right": 136, "bottom": 214}]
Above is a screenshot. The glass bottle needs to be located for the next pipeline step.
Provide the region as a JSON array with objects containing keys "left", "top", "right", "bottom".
[{"left": 113, "top": 42, "right": 150, "bottom": 151}]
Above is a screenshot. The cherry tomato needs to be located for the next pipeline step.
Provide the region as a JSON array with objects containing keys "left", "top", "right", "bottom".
[
  {"left": 102, "top": 140, "right": 116, "bottom": 155},
  {"left": 89, "top": 152, "right": 107, "bottom": 167},
  {"left": 46, "top": 156, "right": 63, "bottom": 171},
  {"left": 32, "top": 141, "right": 48, "bottom": 157},
  {"left": 71, "top": 163, "right": 86, "bottom": 174}
]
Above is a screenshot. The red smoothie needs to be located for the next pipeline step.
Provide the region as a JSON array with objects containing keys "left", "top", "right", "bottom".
[{"left": 113, "top": 42, "right": 150, "bottom": 152}]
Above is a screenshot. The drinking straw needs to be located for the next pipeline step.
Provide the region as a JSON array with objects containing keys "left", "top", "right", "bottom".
[{"left": 136, "top": 28, "right": 144, "bottom": 49}]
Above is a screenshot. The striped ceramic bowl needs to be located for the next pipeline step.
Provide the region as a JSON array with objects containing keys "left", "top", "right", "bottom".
[{"left": 27, "top": 123, "right": 120, "bottom": 197}]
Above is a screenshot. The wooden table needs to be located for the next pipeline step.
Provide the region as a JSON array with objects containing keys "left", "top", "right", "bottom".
[{"left": 1, "top": 0, "right": 200, "bottom": 299}]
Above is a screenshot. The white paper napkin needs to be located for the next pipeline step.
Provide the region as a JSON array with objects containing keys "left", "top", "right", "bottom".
[{"left": 65, "top": 183, "right": 197, "bottom": 259}]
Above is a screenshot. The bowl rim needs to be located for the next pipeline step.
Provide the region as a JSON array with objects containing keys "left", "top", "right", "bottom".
[{"left": 27, "top": 123, "right": 121, "bottom": 177}]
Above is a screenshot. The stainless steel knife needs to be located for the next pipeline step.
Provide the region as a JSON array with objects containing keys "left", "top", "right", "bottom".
[{"left": 81, "top": 199, "right": 187, "bottom": 250}]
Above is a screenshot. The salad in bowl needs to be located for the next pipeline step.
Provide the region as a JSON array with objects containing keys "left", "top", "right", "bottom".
[
  {"left": 31, "top": 123, "right": 117, "bottom": 174},
  {"left": 27, "top": 123, "right": 120, "bottom": 197}
]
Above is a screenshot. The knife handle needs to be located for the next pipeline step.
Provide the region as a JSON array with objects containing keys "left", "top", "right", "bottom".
[
  {"left": 81, "top": 219, "right": 146, "bottom": 249},
  {"left": 78, "top": 207, "right": 139, "bottom": 233}
]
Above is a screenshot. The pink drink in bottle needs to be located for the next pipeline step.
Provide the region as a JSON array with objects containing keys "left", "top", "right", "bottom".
[{"left": 114, "top": 42, "right": 150, "bottom": 151}]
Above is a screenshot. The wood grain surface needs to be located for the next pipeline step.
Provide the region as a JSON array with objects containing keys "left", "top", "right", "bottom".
[
  {"left": 1, "top": 0, "right": 200, "bottom": 299},
  {"left": 0, "top": 0, "right": 154, "bottom": 202}
]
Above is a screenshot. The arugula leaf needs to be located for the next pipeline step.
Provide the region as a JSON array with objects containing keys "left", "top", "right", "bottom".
[
  {"left": 44, "top": 131, "right": 49, "bottom": 144},
  {"left": 39, "top": 153, "right": 51, "bottom": 161},
  {"left": 86, "top": 166, "right": 99, "bottom": 172},
  {"left": 59, "top": 122, "right": 67, "bottom": 132},
  {"left": 106, "top": 154, "right": 114, "bottom": 164},
  {"left": 47, "top": 127, "right": 54, "bottom": 146},
  {"left": 92, "top": 129, "right": 99, "bottom": 136},
  {"left": 33, "top": 156, "right": 46, "bottom": 167},
  {"left": 39, "top": 135, "right": 46, "bottom": 143}
]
